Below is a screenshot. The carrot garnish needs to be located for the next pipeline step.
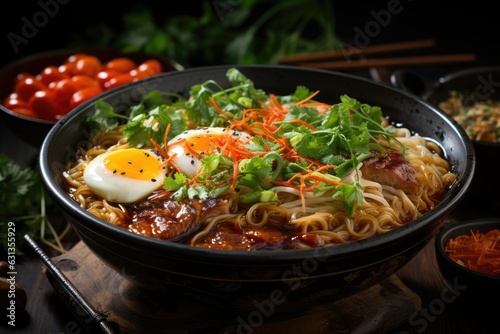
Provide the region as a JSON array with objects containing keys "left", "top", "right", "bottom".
[
  {"left": 211, "top": 97, "right": 234, "bottom": 119},
  {"left": 445, "top": 228, "right": 500, "bottom": 276},
  {"left": 288, "top": 119, "right": 318, "bottom": 131},
  {"left": 149, "top": 124, "right": 170, "bottom": 159},
  {"left": 295, "top": 90, "right": 320, "bottom": 105}
]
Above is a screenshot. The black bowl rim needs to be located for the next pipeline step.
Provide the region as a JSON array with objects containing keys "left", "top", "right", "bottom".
[
  {"left": 435, "top": 218, "right": 500, "bottom": 280},
  {"left": 427, "top": 65, "right": 500, "bottom": 91},
  {"left": 0, "top": 103, "right": 55, "bottom": 124},
  {"left": 39, "top": 64, "right": 475, "bottom": 262}
]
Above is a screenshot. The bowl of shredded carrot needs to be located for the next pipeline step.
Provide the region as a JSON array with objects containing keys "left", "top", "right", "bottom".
[{"left": 435, "top": 218, "right": 500, "bottom": 302}]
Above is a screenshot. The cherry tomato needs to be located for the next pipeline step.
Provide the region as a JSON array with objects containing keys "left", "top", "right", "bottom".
[
  {"left": 36, "top": 66, "right": 70, "bottom": 86},
  {"left": 50, "top": 78, "right": 79, "bottom": 113},
  {"left": 66, "top": 53, "right": 91, "bottom": 64},
  {"left": 137, "top": 59, "right": 164, "bottom": 76},
  {"left": 3, "top": 95, "right": 29, "bottom": 110},
  {"left": 129, "top": 68, "right": 150, "bottom": 81},
  {"left": 11, "top": 107, "right": 38, "bottom": 119},
  {"left": 71, "top": 75, "right": 100, "bottom": 90},
  {"left": 73, "top": 56, "right": 102, "bottom": 77},
  {"left": 103, "top": 73, "right": 134, "bottom": 91},
  {"left": 28, "top": 90, "right": 60, "bottom": 121},
  {"left": 14, "top": 75, "right": 47, "bottom": 102},
  {"left": 95, "top": 69, "right": 121, "bottom": 89},
  {"left": 4, "top": 92, "right": 21, "bottom": 101},
  {"left": 69, "top": 86, "right": 103, "bottom": 109},
  {"left": 58, "top": 62, "right": 76, "bottom": 76},
  {"left": 104, "top": 57, "right": 137, "bottom": 72},
  {"left": 14, "top": 73, "right": 35, "bottom": 85}
]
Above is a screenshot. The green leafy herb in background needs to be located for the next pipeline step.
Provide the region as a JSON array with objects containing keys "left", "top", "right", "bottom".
[
  {"left": 0, "top": 154, "right": 67, "bottom": 256},
  {"left": 68, "top": 0, "right": 343, "bottom": 67}
]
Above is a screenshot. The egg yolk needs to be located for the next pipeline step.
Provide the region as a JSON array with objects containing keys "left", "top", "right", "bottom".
[
  {"left": 167, "top": 127, "right": 253, "bottom": 178},
  {"left": 104, "top": 148, "right": 163, "bottom": 181},
  {"left": 182, "top": 133, "right": 226, "bottom": 157}
]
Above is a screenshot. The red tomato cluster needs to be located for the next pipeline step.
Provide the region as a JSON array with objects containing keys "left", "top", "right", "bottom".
[{"left": 3, "top": 54, "right": 164, "bottom": 122}]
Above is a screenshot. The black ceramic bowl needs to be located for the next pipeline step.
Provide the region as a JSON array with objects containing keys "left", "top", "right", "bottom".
[
  {"left": 435, "top": 218, "right": 500, "bottom": 303},
  {"left": 39, "top": 65, "right": 475, "bottom": 315},
  {"left": 391, "top": 66, "right": 500, "bottom": 211},
  {"left": 0, "top": 48, "right": 182, "bottom": 148}
]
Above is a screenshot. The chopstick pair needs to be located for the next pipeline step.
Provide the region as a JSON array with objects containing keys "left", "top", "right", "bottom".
[
  {"left": 24, "top": 235, "right": 117, "bottom": 334},
  {"left": 278, "top": 39, "right": 476, "bottom": 69}
]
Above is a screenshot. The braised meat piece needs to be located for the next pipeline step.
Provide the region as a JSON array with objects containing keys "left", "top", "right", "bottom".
[
  {"left": 361, "top": 149, "right": 419, "bottom": 194},
  {"left": 127, "top": 193, "right": 229, "bottom": 240},
  {"left": 192, "top": 223, "right": 296, "bottom": 250}
]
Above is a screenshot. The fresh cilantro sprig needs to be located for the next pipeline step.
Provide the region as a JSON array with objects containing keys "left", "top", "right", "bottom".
[
  {"left": 87, "top": 90, "right": 189, "bottom": 147},
  {"left": 0, "top": 154, "right": 67, "bottom": 256},
  {"left": 187, "top": 68, "right": 268, "bottom": 127}
]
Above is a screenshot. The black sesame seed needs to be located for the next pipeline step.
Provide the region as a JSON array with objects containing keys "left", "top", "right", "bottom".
[
  {"left": 113, "top": 170, "right": 117, "bottom": 174},
  {"left": 151, "top": 179, "right": 157, "bottom": 182},
  {"left": 121, "top": 172, "right": 126, "bottom": 175},
  {"left": 128, "top": 161, "right": 132, "bottom": 164},
  {"left": 191, "top": 160, "right": 195, "bottom": 165},
  {"left": 139, "top": 169, "right": 143, "bottom": 173}
]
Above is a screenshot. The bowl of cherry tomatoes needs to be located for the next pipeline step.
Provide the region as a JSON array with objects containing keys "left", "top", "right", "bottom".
[{"left": 0, "top": 48, "right": 182, "bottom": 147}]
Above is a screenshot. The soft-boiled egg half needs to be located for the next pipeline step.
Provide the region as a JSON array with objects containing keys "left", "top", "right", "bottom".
[
  {"left": 167, "top": 127, "right": 253, "bottom": 177},
  {"left": 84, "top": 148, "right": 166, "bottom": 203}
]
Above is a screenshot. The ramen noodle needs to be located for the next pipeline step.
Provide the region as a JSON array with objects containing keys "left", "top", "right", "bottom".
[{"left": 62, "top": 68, "right": 457, "bottom": 250}]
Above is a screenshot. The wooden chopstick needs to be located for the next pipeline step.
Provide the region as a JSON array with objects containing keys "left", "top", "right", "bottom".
[
  {"left": 279, "top": 39, "right": 436, "bottom": 64},
  {"left": 295, "top": 53, "right": 477, "bottom": 70}
]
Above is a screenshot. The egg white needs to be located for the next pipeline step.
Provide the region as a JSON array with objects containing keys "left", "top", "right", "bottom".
[
  {"left": 167, "top": 127, "right": 252, "bottom": 177},
  {"left": 83, "top": 148, "right": 166, "bottom": 203}
]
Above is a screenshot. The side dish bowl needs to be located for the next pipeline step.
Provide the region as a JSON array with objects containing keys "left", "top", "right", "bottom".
[
  {"left": 39, "top": 65, "right": 475, "bottom": 315},
  {"left": 0, "top": 48, "right": 182, "bottom": 148},
  {"left": 435, "top": 218, "right": 500, "bottom": 303},
  {"left": 391, "top": 66, "right": 500, "bottom": 211}
]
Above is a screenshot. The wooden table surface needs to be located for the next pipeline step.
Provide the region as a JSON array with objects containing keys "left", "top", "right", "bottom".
[{"left": 1, "top": 117, "right": 498, "bottom": 334}]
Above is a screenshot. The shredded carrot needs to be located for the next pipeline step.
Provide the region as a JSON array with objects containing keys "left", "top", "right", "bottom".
[
  {"left": 147, "top": 123, "right": 185, "bottom": 174},
  {"left": 296, "top": 90, "right": 320, "bottom": 105},
  {"left": 149, "top": 137, "right": 167, "bottom": 160},
  {"left": 294, "top": 90, "right": 331, "bottom": 113},
  {"left": 163, "top": 123, "right": 171, "bottom": 149},
  {"left": 444, "top": 228, "right": 500, "bottom": 276},
  {"left": 211, "top": 97, "right": 234, "bottom": 119},
  {"left": 288, "top": 119, "right": 317, "bottom": 131}
]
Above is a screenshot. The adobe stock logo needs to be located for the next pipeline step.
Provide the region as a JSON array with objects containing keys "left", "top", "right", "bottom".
[{"left": 7, "top": 0, "right": 71, "bottom": 54}]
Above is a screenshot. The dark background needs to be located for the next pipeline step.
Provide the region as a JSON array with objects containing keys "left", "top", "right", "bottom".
[{"left": 1, "top": 0, "right": 498, "bottom": 69}]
